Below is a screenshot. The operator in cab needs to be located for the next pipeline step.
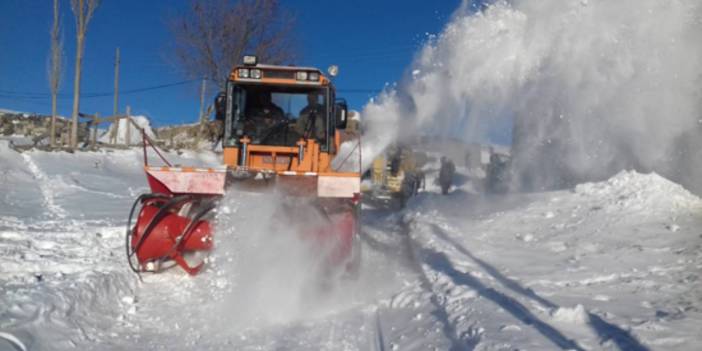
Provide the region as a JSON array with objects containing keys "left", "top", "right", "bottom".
[
  {"left": 244, "top": 91, "right": 286, "bottom": 141},
  {"left": 296, "top": 92, "right": 325, "bottom": 140},
  {"left": 246, "top": 91, "right": 285, "bottom": 123}
]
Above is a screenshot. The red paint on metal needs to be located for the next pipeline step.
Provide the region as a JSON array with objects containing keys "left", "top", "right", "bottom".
[
  {"left": 131, "top": 203, "right": 213, "bottom": 275},
  {"left": 146, "top": 169, "right": 226, "bottom": 195}
]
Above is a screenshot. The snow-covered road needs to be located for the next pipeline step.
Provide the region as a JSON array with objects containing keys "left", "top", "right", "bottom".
[
  {"left": 403, "top": 172, "right": 702, "bottom": 350},
  {"left": 1, "top": 142, "right": 701, "bottom": 350}
]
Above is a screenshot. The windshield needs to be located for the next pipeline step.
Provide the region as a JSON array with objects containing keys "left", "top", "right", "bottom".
[{"left": 228, "top": 84, "right": 328, "bottom": 147}]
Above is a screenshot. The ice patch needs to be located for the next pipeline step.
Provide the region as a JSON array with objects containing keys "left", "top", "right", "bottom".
[
  {"left": 580, "top": 274, "right": 619, "bottom": 285},
  {"left": 0, "top": 232, "right": 24, "bottom": 240},
  {"left": 515, "top": 233, "right": 535, "bottom": 242},
  {"left": 593, "top": 295, "right": 611, "bottom": 302},
  {"left": 121, "top": 296, "right": 136, "bottom": 305},
  {"left": 547, "top": 241, "right": 568, "bottom": 252},
  {"left": 499, "top": 324, "right": 522, "bottom": 332},
  {"left": 550, "top": 304, "right": 590, "bottom": 325},
  {"left": 665, "top": 223, "right": 681, "bottom": 232}
]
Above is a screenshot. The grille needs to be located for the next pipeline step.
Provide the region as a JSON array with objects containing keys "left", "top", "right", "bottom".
[{"left": 263, "top": 70, "right": 295, "bottom": 80}]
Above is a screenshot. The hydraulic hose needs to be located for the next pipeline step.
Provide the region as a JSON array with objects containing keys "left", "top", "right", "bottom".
[{"left": 125, "top": 193, "right": 170, "bottom": 273}]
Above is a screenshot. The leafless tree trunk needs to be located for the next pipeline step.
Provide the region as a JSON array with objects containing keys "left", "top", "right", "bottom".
[
  {"left": 169, "top": 0, "right": 297, "bottom": 89},
  {"left": 197, "top": 77, "right": 208, "bottom": 141},
  {"left": 49, "top": 0, "right": 63, "bottom": 148},
  {"left": 69, "top": 0, "right": 99, "bottom": 150}
]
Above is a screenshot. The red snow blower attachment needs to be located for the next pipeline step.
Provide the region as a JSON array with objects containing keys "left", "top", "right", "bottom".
[
  {"left": 125, "top": 141, "right": 225, "bottom": 275},
  {"left": 126, "top": 193, "right": 217, "bottom": 275}
]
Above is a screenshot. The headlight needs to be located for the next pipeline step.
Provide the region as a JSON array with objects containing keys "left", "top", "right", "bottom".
[
  {"left": 308, "top": 72, "right": 320, "bottom": 81},
  {"left": 296, "top": 71, "right": 308, "bottom": 81},
  {"left": 242, "top": 55, "right": 258, "bottom": 65},
  {"left": 238, "top": 68, "right": 250, "bottom": 79},
  {"left": 250, "top": 69, "right": 262, "bottom": 79}
]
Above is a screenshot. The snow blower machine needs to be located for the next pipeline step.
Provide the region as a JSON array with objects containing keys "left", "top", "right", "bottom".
[{"left": 126, "top": 56, "right": 362, "bottom": 276}]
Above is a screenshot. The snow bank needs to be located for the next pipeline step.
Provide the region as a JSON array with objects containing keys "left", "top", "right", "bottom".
[
  {"left": 98, "top": 115, "right": 156, "bottom": 145},
  {"left": 0, "top": 140, "right": 45, "bottom": 219},
  {"left": 575, "top": 171, "right": 702, "bottom": 213},
  {"left": 0, "top": 139, "right": 14, "bottom": 154}
]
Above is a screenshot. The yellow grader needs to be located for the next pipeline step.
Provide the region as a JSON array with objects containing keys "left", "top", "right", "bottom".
[{"left": 370, "top": 144, "right": 423, "bottom": 207}]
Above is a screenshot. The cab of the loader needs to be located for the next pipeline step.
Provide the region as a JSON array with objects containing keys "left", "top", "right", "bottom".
[{"left": 215, "top": 56, "right": 349, "bottom": 173}]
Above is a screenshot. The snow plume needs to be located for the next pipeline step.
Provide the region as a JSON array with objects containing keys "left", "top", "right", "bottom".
[
  {"left": 361, "top": 0, "right": 702, "bottom": 192},
  {"left": 205, "top": 191, "right": 350, "bottom": 328}
]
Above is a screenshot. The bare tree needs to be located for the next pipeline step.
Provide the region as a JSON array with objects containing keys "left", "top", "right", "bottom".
[
  {"left": 169, "top": 0, "right": 297, "bottom": 88},
  {"left": 69, "top": 0, "right": 99, "bottom": 149},
  {"left": 48, "top": 0, "right": 64, "bottom": 148}
]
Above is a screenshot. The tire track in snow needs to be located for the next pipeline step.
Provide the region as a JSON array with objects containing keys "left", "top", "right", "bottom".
[
  {"left": 397, "top": 217, "right": 482, "bottom": 350},
  {"left": 20, "top": 153, "right": 67, "bottom": 219},
  {"left": 359, "top": 205, "right": 473, "bottom": 350},
  {"left": 427, "top": 222, "right": 649, "bottom": 351},
  {"left": 374, "top": 309, "right": 386, "bottom": 351}
]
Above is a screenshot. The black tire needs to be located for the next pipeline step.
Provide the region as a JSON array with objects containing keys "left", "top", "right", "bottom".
[{"left": 441, "top": 184, "right": 449, "bottom": 195}]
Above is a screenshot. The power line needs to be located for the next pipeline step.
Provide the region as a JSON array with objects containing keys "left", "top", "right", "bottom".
[
  {"left": 338, "top": 88, "right": 382, "bottom": 94},
  {"left": 86, "top": 79, "right": 200, "bottom": 97},
  {"left": 0, "top": 81, "right": 383, "bottom": 99},
  {"left": 0, "top": 79, "right": 200, "bottom": 101}
]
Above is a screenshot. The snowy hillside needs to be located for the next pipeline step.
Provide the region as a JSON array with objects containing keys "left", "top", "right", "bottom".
[{"left": 1, "top": 143, "right": 700, "bottom": 350}]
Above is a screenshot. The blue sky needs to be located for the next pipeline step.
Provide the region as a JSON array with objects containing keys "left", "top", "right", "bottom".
[{"left": 0, "top": 0, "right": 463, "bottom": 126}]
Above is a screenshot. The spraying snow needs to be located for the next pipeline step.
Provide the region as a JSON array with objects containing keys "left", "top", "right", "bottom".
[
  {"left": 206, "top": 192, "right": 331, "bottom": 327},
  {"left": 361, "top": 0, "right": 702, "bottom": 192}
]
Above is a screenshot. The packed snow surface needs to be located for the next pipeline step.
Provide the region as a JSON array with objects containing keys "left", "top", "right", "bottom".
[{"left": 1, "top": 143, "right": 701, "bottom": 350}]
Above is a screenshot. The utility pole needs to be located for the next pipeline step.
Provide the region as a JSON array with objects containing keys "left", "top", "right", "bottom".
[
  {"left": 113, "top": 47, "right": 120, "bottom": 116},
  {"left": 125, "top": 105, "right": 131, "bottom": 146},
  {"left": 49, "top": 0, "right": 62, "bottom": 149},
  {"left": 69, "top": 0, "right": 100, "bottom": 150},
  {"left": 198, "top": 77, "right": 207, "bottom": 140},
  {"left": 92, "top": 113, "right": 99, "bottom": 148}
]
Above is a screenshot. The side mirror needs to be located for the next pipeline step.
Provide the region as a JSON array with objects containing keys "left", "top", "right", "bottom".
[
  {"left": 214, "top": 92, "right": 226, "bottom": 121},
  {"left": 335, "top": 100, "right": 348, "bottom": 129}
]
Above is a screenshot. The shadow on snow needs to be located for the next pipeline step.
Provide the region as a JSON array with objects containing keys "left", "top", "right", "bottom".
[{"left": 427, "top": 224, "right": 650, "bottom": 351}]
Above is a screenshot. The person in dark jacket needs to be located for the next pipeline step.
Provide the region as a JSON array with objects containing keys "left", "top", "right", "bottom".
[
  {"left": 438, "top": 156, "right": 455, "bottom": 195},
  {"left": 296, "top": 92, "right": 325, "bottom": 140}
]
